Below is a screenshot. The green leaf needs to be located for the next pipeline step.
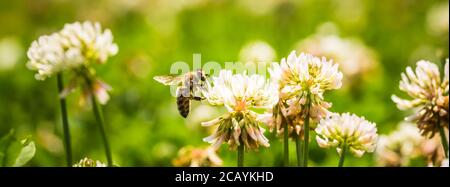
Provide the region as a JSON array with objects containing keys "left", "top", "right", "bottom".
[
  {"left": 4, "top": 139, "right": 23, "bottom": 166},
  {"left": 0, "top": 131, "right": 36, "bottom": 167},
  {"left": 13, "top": 139, "right": 36, "bottom": 167}
]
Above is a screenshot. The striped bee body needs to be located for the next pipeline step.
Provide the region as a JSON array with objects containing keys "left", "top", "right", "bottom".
[
  {"left": 176, "top": 95, "right": 191, "bottom": 118},
  {"left": 176, "top": 87, "right": 192, "bottom": 118},
  {"left": 154, "top": 69, "right": 208, "bottom": 118}
]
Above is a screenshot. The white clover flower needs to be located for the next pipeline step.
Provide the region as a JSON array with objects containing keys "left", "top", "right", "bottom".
[
  {"left": 239, "top": 41, "right": 276, "bottom": 65},
  {"left": 315, "top": 113, "right": 378, "bottom": 157},
  {"left": 27, "top": 34, "right": 84, "bottom": 80},
  {"left": 27, "top": 21, "right": 118, "bottom": 81},
  {"left": 201, "top": 70, "right": 277, "bottom": 150},
  {"left": 0, "top": 37, "right": 23, "bottom": 71},
  {"left": 269, "top": 51, "right": 343, "bottom": 99},
  {"left": 268, "top": 51, "right": 343, "bottom": 137},
  {"left": 296, "top": 34, "right": 378, "bottom": 79},
  {"left": 172, "top": 146, "right": 223, "bottom": 167},
  {"left": 26, "top": 21, "right": 118, "bottom": 105},
  {"left": 391, "top": 59, "right": 449, "bottom": 138},
  {"left": 73, "top": 157, "right": 106, "bottom": 167},
  {"left": 58, "top": 21, "right": 118, "bottom": 64},
  {"left": 375, "top": 123, "right": 426, "bottom": 166},
  {"left": 204, "top": 70, "right": 278, "bottom": 111},
  {"left": 426, "top": 1, "right": 449, "bottom": 36}
]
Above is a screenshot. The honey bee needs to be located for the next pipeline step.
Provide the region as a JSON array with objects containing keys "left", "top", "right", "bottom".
[{"left": 154, "top": 69, "right": 208, "bottom": 118}]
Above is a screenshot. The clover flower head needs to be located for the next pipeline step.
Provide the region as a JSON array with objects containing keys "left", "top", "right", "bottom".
[
  {"left": 296, "top": 34, "right": 378, "bottom": 78},
  {"left": 239, "top": 41, "right": 276, "bottom": 65},
  {"left": 73, "top": 157, "right": 106, "bottom": 167},
  {"left": 27, "top": 33, "right": 84, "bottom": 80},
  {"left": 201, "top": 70, "right": 277, "bottom": 151},
  {"left": 391, "top": 59, "right": 449, "bottom": 138},
  {"left": 203, "top": 70, "right": 278, "bottom": 112},
  {"left": 269, "top": 51, "right": 343, "bottom": 99},
  {"left": 426, "top": 1, "right": 449, "bottom": 36},
  {"left": 172, "top": 146, "right": 223, "bottom": 167},
  {"left": 375, "top": 123, "right": 425, "bottom": 166},
  {"left": 268, "top": 51, "right": 343, "bottom": 137},
  {"left": 27, "top": 21, "right": 118, "bottom": 81},
  {"left": 27, "top": 21, "right": 118, "bottom": 105},
  {"left": 315, "top": 113, "right": 378, "bottom": 157},
  {"left": 58, "top": 21, "right": 118, "bottom": 64}
]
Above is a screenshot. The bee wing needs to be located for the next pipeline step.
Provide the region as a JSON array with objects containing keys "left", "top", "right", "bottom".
[{"left": 153, "top": 75, "right": 182, "bottom": 85}]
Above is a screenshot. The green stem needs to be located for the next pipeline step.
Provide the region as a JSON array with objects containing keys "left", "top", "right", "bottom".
[
  {"left": 295, "top": 134, "right": 302, "bottom": 167},
  {"left": 85, "top": 77, "right": 113, "bottom": 166},
  {"left": 283, "top": 117, "right": 289, "bottom": 167},
  {"left": 238, "top": 144, "right": 244, "bottom": 167},
  {"left": 338, "top": 143, "right": 348, "bottom": 167},
  {"left": 302, "top": 92, "right": 311, "bottom": 167},
  {"left": 57, "top": 73, "right": 73, "bottom": 167},
  {"left": 438, "top": 125, "right": 449, "bottom": 158}
]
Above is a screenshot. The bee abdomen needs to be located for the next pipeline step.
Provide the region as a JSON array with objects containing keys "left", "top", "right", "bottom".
[{"left": 176, "top": 96, "right": 190, "bottom": 118}]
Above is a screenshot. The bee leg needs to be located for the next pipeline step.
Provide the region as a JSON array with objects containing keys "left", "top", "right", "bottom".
[{"left": 191, "top": 96, "right": 203, "bottom": 101}]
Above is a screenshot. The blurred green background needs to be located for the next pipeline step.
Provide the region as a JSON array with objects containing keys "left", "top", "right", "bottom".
[{"left": 0, "top": 0, "right": 448, "bottom": 167}]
